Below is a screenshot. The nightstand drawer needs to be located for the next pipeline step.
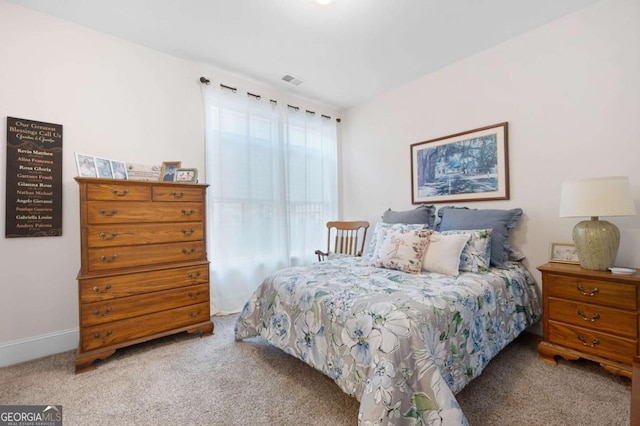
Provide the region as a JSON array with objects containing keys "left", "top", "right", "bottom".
[
  {"left": 547, "top": 274, "right": 637, "bottom": 310},
  {"left": 548, "top": 321, "right": 636, "bottom": 365},
  {"left": 548, "top": 298, "right": 637, "bottom": 338}
]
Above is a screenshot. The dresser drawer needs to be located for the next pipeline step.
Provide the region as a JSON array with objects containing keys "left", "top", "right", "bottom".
[
  {"left": 548, "top": 321, "right": 636, "bottom": 365},
  {"left": 87, "top": 183, "right": 151, "bottom": 201},
  {"left": 548, "top": 298, "right": 637, "bottom": 338},
  {"left": 152, "top": 186, "right": 203, "bottom": 202},
  {"left": 81, "top": 284, "right": 209, "bottom": 326},
  {"left": 546, "top": 274, "right": 637, "bottom": 310},
  {"left": 81, "top": 302, "right": 210, "bottom": 351},
  {"left": 79, "top": 265, "right": 209, "bottom": 302},
  {"left": 87, "top": 241, "right": 206, "bottom": 272},
  {"left": 87, "top": 201, "right": 203, "bottom": 224},
  {"left": 87, "top": 222, "right": 203, "bottom": 247}
]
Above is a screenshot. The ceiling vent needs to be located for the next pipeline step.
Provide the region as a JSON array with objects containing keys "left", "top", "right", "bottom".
[{"left": 281, "top": 74, "right": 304, "bottom": 86}]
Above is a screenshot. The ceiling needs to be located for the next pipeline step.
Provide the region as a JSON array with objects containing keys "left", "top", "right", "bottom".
[{"left": 8, "top": 0, "right": 599, "bottom": 111}]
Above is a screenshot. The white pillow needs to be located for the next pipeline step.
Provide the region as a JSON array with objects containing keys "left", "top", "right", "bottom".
[{"left": 422, "top": 232, "right": 471, "bottom": 276}]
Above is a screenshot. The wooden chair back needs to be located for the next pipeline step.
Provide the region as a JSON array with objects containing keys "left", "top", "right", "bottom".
[{"left": 315, "top": 220, "right": 369, "bottom": 261}]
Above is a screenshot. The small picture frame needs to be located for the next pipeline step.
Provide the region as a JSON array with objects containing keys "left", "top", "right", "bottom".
[
  {"left": 110, "top": 160, "right": 128, "bottom": 180},
  {"left": 76, "top": 153, "right": 97, "bottom": 177},
  {"left": 95, "top": 157, "right": 114, "bottom": 179},
  {"left": 549, "top": 241, "right": 579, "bottom": 264},
  {"left": 175, "top": 168, "right": 198, "bottom": 183},
  {"left": 160, "top": 161, "right": 182, "bottom": 182}
]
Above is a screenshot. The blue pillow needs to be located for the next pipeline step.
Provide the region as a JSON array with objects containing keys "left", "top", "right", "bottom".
[
  {"left": 437, "top": 207, "right": 523, "bottom": 268},
  {"left": 382, "top": 205, "right": 436, "bottom": 228}
]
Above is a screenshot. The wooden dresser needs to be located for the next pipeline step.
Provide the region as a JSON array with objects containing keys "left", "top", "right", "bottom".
[
  {"left": 75, "top": 177, "right": 214, "bottom": 373},
  {"left": 537, "top": 262, "right": 639, "bottom": 378}
]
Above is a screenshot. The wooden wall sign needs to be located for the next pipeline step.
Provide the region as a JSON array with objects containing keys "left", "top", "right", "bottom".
[{"left": 5, "top": 117, "right": 63, "bottom": 237}]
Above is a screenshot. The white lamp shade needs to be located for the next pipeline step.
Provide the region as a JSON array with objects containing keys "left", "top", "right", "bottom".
[{"left": 559, "top": 176, "right": 636, "bottom": 218}]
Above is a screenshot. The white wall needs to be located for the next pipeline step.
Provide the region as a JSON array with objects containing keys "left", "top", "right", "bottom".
[
  {"left": 0, "top": 1, "right": 337, "bottom": 365},
  {"left": 341, "top": 0, "right": 640, "bottom": 285}
]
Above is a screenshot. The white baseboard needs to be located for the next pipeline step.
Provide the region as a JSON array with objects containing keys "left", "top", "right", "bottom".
[{"left": 0, "top": 328, "right": 78, "bottom": 368}]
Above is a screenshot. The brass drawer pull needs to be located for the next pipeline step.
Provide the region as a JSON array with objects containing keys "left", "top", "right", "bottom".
[
  {"left": 181, "top": 208, "right": 196, "bottom": 216},
  {"left": 99, "top": 208, "right": 118, "bottom": 217},
  {"left": 188, "top": 291, "right": 202, "bottom": 299},
  {"left": 576, "top": 285, "right": 599, "bottom": 296},
  {"left": 98, "top": 231, "right": 118, "bottom": 240},
  {"left": 577, "top": 335, "right": 600, "bottom": 348},
  {"left": 577, "top": 310, "right": 600, "bottom": 322},
  {"left": 171, "top": 191, "right": 185, "bottom": 199},
  {"left": 182, "top": 247, "right": 196, "bottom": 255},
  {"left": 188, "top": 271, "right": 201, "bottom": 279},
  {"left": 100, "top": 254, "right": 119, "bottom": 263},
  {"left": 93, "top": 307, "right": 112, "bottom": 317},
  {"left": 189, "top": 309, "right": 202, "bottom": 318},
  {"left": 92, "top": 284, "right": 112, "bottom": 293},
  {"left": 93, "top": 329, "right": 113, "bottom": 341},
  {"left": 111, "top": 188, "right": 129, "bottom": 196},
  {"left": 181, "top": 228, "right": 195, "bottom": 236}
]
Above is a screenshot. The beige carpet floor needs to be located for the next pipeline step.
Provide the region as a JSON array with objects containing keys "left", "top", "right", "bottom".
[{"left": 0, "top": 314, "right": 631, "bottom": 425}]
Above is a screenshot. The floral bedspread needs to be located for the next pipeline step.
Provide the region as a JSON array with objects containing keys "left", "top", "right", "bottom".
[{"left": 235, "top": 257, "right": 541, "bottom": 425}]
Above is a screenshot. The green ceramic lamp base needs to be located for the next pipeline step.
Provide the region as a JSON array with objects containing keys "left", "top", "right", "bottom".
[{"left": 572, "top": 217, "right": 620, "bottom": 271}]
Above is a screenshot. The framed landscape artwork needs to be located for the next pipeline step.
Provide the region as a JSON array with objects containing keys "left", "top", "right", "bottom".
[
  {"left": 410, "top": 122, "right": 509, "bottom": 204},
  {"left": 549, "top": 241, "right": 579, "bottom": 264}
]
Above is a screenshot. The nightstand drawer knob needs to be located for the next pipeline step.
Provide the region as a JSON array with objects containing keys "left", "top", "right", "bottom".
[
  {"left": 577, "top": 310, "right": 600, "bottom": 322},
  {"left": 576, "top": 285, "right": 599, "bottom": 296},
  {"left": 577, "top": 334, "right": 600, "bottom": 348},
  {"left": 171, "top": 191, "right": 185, "bottom": 198},
  {"left": 181, "top": 208, "right": 196, "bottom": 216},
  {"left": 188, "top": 271, "right": 201, "bottom": 280}
]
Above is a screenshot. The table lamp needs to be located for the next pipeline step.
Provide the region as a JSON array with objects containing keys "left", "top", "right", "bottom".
[{"left": 559, "top": 176, "right": 636, "bottom": 270}]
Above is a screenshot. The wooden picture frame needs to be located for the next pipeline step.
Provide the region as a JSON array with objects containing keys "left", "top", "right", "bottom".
[
  {"left": 175, "top": 168, "right": 198, "bottom": 183},
  {"left": 160, "top": 161, "right": 181, "bottom": 182},
  {"left": 410, "top": 122, "right": 509, "bottom": 204},
  {"left": 549, "top": 241, "right": 579, "bottom": 264}
]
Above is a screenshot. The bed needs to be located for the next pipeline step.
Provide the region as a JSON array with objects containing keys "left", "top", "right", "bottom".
[{"left": 235, "top": 209, "right": 542, "bottom": 425}]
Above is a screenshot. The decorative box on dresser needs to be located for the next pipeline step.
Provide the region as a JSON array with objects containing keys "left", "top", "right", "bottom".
[
  {"left": 537, "top": 262, "right": 639, "bottom": 379},
  {"left": 75, "top": 177, "right": 214, "bottom": 373}
]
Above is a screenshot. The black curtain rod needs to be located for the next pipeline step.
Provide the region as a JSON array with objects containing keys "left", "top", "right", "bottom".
[{"left": 199, "top": 76, "right": 341, "bottom": 123}]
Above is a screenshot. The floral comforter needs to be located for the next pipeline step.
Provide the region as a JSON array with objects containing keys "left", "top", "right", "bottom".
[{"left": 235, "top": 257, "right": 541, "bottom": 425}]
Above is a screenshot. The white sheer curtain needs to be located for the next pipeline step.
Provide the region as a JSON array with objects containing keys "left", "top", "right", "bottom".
[{"left": 202, "top": 85, "right": 338, "bottom": 314}]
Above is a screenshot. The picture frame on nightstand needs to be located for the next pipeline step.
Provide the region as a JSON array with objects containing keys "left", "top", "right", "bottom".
[{"left": 549, "top": 241, "right": 579, "bottom": 264}]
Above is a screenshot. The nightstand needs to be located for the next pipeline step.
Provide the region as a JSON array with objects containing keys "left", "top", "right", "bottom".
[{"left": 537, "top": 262, "right": 639, "bottom": 379}]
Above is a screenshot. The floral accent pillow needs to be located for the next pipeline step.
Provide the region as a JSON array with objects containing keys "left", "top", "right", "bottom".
[
  {"left": 366, "top": 222, "right": 429, "bottom": 258},
  {"left": 421, "top": 232, "right": 470, "bottom": 276},
  {"left": 371, "top": 228, "right": 433, "bottom": 274},
  {"left": 440, "top": 229, "right": 493, "bottom": 273}
]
